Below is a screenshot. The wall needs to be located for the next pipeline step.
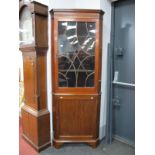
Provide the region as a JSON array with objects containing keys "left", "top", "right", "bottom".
[
  {"left": 32, "top": 0, "right": 48, "bottom": 5},
  {"left": 31, "top": 0, "right": 112, "bottom": 140},
  {"left": 99, "top": 0, "right": 112, "bottom": 139},
  {"left": 49, "top": 0, "right": 100, "bottom": 10}
]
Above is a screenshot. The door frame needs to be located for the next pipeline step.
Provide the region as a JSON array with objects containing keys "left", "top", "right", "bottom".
[{"left": 106, "top": 0, "right": 135, "bottom": 146}]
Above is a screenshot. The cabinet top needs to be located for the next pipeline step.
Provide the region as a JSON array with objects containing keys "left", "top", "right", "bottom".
[{"left": 50, "top": 9, "right": 104, "bottom": 15}]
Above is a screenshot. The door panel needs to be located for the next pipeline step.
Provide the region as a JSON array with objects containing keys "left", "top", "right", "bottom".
[
  {"left": 58, "top": 21, "right": 96, "bottom": 88},
  {"left": 23, "top": 54, "right": 37, "bottom": 109},
  {"left": 113, "top": 0, "right": 135, "bottom": 84},
  {"left": 113, "top": 0, "right": 135, "bottom": 143},
  {"left": 53, "top": 95, "right": 99, "bottom": 139},
  {"left": 53, "top": 18, "right": 101, "bottom": 94}
]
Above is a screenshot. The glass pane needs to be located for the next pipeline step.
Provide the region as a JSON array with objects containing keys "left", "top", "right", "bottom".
[
  {"left": 58, "top": 21, "right": 96, "bottom": 87},
  {"left": 19, "top": 7, "right": 33, "bottom": 45},
  {"left": 58, "top": 72, "right": 68, "bottom": 87}
]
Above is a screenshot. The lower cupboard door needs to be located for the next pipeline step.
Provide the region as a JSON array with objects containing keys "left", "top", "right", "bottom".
[{"left": 55, "top": 95, "right": 100, "bottom": 140}]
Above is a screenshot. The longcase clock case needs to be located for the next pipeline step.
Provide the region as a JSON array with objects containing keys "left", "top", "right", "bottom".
[
  {"left": 51, "top": 9, "right": 104, "bottom": 148},
  {"left": 19, "top": 0, "right": 51, "bottom": 152}
]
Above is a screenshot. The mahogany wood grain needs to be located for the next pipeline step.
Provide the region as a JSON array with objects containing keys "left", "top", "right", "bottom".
[
  {"left": 19, "top": 0, "right": 50, "bottom": 152},
  {"left": 19, "top": 0, "right": 48, "bottom": 49},
  {"left": 51, "top": 9, "right": 104, "bottom": 148},
  {"left": 22, "top": 108, "right": 51, "bottom": 152}
]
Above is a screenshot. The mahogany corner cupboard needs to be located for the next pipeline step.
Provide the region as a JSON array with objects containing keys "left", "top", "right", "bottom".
[{"left": 50, "top": 9, "right": 104, "bottom": 148}]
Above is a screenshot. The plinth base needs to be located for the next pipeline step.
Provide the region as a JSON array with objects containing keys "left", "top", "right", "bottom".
[
  {"left": 21, "top": 105, "right": 51, "bottom": 152},
  {"left": 53, "top": 138, "right": 99, "bottom": 149}
]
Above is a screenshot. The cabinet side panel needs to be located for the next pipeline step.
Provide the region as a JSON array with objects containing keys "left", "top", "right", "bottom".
[
  {"left": 37, "top": 52, "right": 47, "bottom": 110},
  {"left": 22, "top": 109, "right": 29, "bottom": 138},
  {"left": 52, "top": 96, "right": 59, "bottom": 139},
  {"left": 23, "top": 53, "right": 37, "bottom": 109},
  {"left": 29, "top": 114, "right": 38, "bottom": 145},
  {"left": 35, "top": 15, "right": 48, "bottom": 47},
  {"left": 38, "top": 113, "right": 51, "bottom": 146}
]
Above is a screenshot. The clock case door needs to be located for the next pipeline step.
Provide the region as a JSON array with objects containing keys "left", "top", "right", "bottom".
[
  {"left": 19, "top": 1, "right": 48, "bottom": 49},
  {"left": 19, "top": 6, "right": 34, "bottom": 46},
  {"left": 51, "top": 10, "right": 103, "bottom": 148}
]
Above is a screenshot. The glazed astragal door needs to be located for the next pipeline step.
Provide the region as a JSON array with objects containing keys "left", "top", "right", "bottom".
[{"left": 53, "top": 18, "right": 100, "bottom": 94}]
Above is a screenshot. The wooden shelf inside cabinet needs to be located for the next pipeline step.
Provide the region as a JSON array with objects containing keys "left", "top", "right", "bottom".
[
  {"left": 19, "top": 0, "right": 50, "bottom": 152},
  {"left": 51, "top": 9, "right": 104, "bottom": 149}
]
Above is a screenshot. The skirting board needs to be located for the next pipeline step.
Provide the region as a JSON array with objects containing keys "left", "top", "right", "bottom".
[{"left": 113, "top": 135, "right": 135, "bottom": 147}]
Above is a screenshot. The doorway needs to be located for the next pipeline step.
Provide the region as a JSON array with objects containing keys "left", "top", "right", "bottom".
[{"left": 110, "top": 0, "right": 135, "bottom": 146}]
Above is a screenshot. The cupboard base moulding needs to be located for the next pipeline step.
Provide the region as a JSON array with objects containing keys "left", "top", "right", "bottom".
[{"left": 53, "top": 138, "right": 99, "bottom": 149}]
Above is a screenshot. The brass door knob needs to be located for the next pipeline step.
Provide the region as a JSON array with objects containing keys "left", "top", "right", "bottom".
[{"left": 90, "top": 97, "right": 94, "bottom": 100}]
